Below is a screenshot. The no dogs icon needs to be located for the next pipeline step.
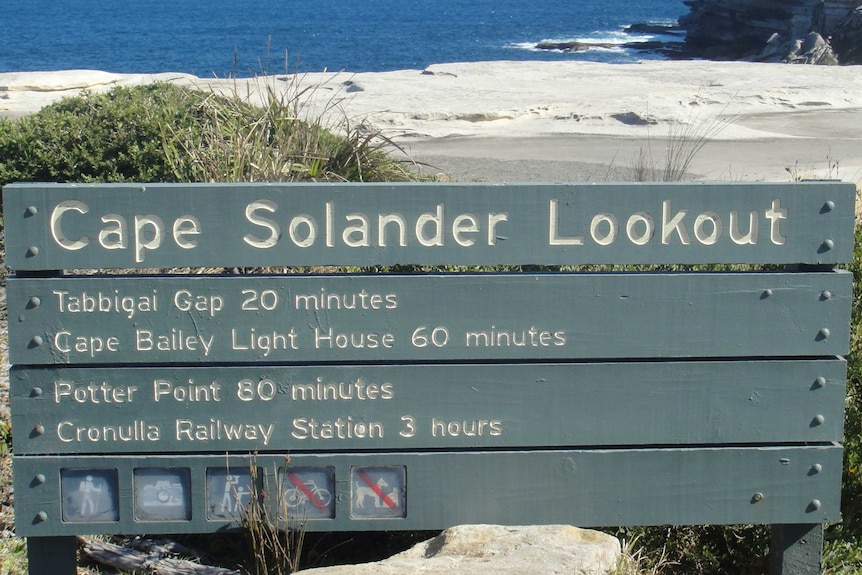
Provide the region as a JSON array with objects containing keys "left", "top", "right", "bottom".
[{"left": 350, "top": 466, "right": 406, "bottom": 519}]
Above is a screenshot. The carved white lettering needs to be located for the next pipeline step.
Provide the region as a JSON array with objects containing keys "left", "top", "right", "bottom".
[
  {"left": 290, "top": 378, "right": 395, "bottom": 401},
  {"left": 57, "top": 420, "right": 160, "bottom": 442},
  {"left": 765, "top": 199, "right": 787, "bottom": 245},
  {"left": 175, "top": 418, "right": 274, "bottom": 445},
  {"left": 50, "top": 200, "right": 90, "bottom": 250},
  {"left": 548, "top": 198, "right": 787, "bottom": 248},
  {"left": 153, "top": 379, "right": 222, "bottom": 402},
  {"left": 431, "top": 418, "right": 503, "bottom": 437},
  {"left": 136, "top": 329, "right": 213, "bottom": 356},
  {"left": 314, "top": 328, "right": 395, "bottom": 349},
  {"left": 662, "top": 199, "right": 691, "bottom": 245},
  {"left": 465, "top": 326, "right": 566, "bottom": 347},
  {"left": 231, "top": 328, "right": 299, "bottom": 356},
  {"left": 172, "top": 289, "right": 224, "bottom": 316},
  {"left": 590, "top": 213, "right": 617, "bottom": 246},
  {"left": 548, "top": 199, "right": 584, "bottom": 246},
  {"left": 50, "top": 202, "right": 201, "bottom": 260},
  {"left": 53, "top": 289, "right": 157, "bottom": 319},
  {"left": 54, "top": 380, "right": 139, "bottom": 403},
  {"left": 242, "top": 200, "right": 507, "bottom": 249},
  {"left": 54, "top": 330, "right": 120, "bottom": 358},
  {"left": 291, "top": 416, "right": 384, "bottom": 439}
]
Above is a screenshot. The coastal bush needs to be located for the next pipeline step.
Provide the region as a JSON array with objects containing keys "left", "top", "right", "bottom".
[
  {"left": 821, "top": 223, "right": 862, "bottom": 573},
  {"left": 0, "top": 84, "right": 208, "bottom": 186},
  {"left": 0, "top": 80, "right": 416, "bottom": 190}
]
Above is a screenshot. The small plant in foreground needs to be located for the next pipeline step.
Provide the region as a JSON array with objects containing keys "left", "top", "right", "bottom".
[
  {"left": 630, "top": 107, "right": 736, "bottom": 182},
  {"left": 609, "top": 535, "right": 674, "bottom": 575},
  {"left": 0, "top": 536, "right": 27, "bottom": 575},
  {"left": 785, "top": 148, "right": 841, "bottom": 182},
  {"left": 240, "top": 458, "right": 304, "bottom": 575},
  {"left": 0, "top": 420, "right": 11, "bottom": 455}
]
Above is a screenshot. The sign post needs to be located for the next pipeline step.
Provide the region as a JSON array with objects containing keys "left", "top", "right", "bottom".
[{"left": 4, "top": 181, "right": 855, "bottom": 575}]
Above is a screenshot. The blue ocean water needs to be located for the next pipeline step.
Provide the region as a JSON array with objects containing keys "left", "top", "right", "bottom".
[{"left": 2, "top": 0, "right": 686, "bottom": 77}]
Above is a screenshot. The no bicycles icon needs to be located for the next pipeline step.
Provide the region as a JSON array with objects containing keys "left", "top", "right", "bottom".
[{"left": 280, "top": 468, "right": 335, "bottom": 519}]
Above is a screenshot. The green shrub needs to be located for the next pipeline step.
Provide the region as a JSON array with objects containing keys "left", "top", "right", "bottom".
[
  {"left": 0, "top": 83, "right": 208, "bottom": 186},
  {"left": 822, "top": 224, "right": 862, "bottom": 574}
]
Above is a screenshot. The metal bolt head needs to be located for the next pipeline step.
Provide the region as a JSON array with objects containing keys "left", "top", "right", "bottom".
[
  {"left": 824, "top": 201, "right": 835, "bottom": 212},
  {"left": 821, "top": 291, "right": 832, "bottom": 301},
  {"left": 27, "top": 296, "right": 42, "bottom": 308},
  {"left": 814, "top": 377, "right": 827, "bottom": 388},
  {"left": 25, "top": 205, "right": 39, "bottom": 216},
  {"left": 819, "top": 328, "right": 831, "bottom": 339},
  {"left": 822, "top": 239, "right": 835, "bottom": 251},
  {"left": 34, "top": 474, "right": 46, "bottom": 484},
  {"left": 25, "top": 246, "right": 40, "bottom": 258},
  {"left": 31, "top": 387, "right": 43, "bottom": 397},
  {"left": 33, "top": 424, "right": 45, "bottom": 435},
  {"left": 811, "top": 464, "right": 823, "bottom": 474},
  {"left": 809, "top": 499, "right": 822, "bottom": 511},
  {"left": 812, "top": 414, "right": 826, "bottom": 426},
  {"left": 36, "top": 511, "right": 48, "bottom": 522},
  {"left": 29, "top": 336, "right": 43, "bottom": 348},
  {"left": 752, "top": 492, "right": 764, "bottom": 503}
]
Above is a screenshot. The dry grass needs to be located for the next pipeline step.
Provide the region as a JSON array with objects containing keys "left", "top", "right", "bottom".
[
  {"left": 162, "top": 71, "right": 418, "bottom": 184},
  {"left": 240, "top": 459, "right": 305, "bottom": 575},
  {"left": 609, "top": 536, "right": 674, "bottom": 575},
  {"left": 630, "top": 107, "right": 736, "bottom": 182}
]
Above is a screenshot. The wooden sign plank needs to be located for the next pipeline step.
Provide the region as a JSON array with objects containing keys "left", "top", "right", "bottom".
[
  {"left": 8, "top": 271, "right": 851, "bottom": 364},
  {"left": 2, "top": 181, "right": 854, "bottom": 270},
  {"left": 11, "top": 360, "right": 845, "bottom": 454},
  {"left": 14, "top": 445, "right": 842, "bottom": 536}
]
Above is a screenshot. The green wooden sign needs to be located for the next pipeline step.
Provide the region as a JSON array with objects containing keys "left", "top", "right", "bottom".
[
  {"left": 11, "top": 359, "right": 845, "bottom": 454},
  {"left": 4, "top": 181, "right": 852, "bottom": 575},
  {"left": 7, "top": 271, "right": 851, "bottom": 364},
  {"left": 2, "top": 181, "right": 855, "bottom": 270},
  {"left": 14, "top": 446, "right": 842, "bottom": 537}
]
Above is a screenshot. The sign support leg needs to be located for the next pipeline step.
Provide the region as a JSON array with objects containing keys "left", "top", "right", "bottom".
[
  {"left": 27, "top": 536, "right": 77, "bottom": 574},
  {"left": 769, "top": 523, "right": 823, "bottom": 575}
]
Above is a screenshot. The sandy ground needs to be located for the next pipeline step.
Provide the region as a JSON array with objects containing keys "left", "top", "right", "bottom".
[{"left": 1, "top": 60, "right": 861, "bottom": 183}]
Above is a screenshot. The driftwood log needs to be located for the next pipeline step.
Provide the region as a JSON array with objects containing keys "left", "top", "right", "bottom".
[{"left": 78, "top": 536, "right": 239, "bottom": 575}]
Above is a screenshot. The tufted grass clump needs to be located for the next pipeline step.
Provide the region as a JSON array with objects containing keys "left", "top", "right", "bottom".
[
  {"left": 630, "top": 108, "right": 736, "bottom": 182},
  {"left": 162, "top": 75, "right": 415, "bottom": 183}
]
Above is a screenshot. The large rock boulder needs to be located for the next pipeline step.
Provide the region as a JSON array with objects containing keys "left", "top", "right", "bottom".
[
  {"left": 680, "top": 0, "right": 862, "bottom": 63},
  {"left": 832, "top": 6, "right": 862, "bottom": 63},
  {"left": 756, "top": 31, "right": 839, "bottom": 63},
  {"left": 296, "top": 525, "right": 621, "bottom": 575}
]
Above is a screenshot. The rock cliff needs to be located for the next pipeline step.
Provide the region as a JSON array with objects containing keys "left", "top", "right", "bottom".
[{"left": 680, "top": 0, "right": 862, "bottom": 63}]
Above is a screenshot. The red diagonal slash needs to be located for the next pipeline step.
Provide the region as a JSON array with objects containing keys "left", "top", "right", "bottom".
[
  {"left": 287, "top": 472, "right": 326, "bottom": 510},
  {"left": 357, "top": 470, "right": 397, "bottom": 509}
]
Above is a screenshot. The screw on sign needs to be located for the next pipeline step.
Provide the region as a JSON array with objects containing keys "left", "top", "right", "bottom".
[{"left": 350, "top": 467, "right": 405, "bottom": 519}]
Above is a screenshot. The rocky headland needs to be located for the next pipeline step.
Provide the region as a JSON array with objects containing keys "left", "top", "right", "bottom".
[
  {"left": 681, "top": 0, "right": 862, "bottom": 64},
  {"left": 535, "top": 1, "right": 862, "bottom": 65}
]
